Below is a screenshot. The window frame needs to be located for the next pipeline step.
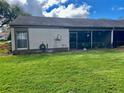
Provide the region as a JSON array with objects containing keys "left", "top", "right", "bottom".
[{"left": 15, "top": 28, "right": 29, "bottom": 50}]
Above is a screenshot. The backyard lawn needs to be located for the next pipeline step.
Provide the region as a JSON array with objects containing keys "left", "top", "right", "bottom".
[{"left": 0, "top": 50, "right": 124, "bottom": 93}]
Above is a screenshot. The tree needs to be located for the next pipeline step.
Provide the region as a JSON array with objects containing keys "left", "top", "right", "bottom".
[
  {"left": 0, "top": 0, "right": 29, "bottom": 35},
  {"left": 10, "top": 5, "right": 30, "bottom": 20},
  {"left": 0, "top": 0, "right": 11, "bottom": 18},
  {"left": 0, "top": 0, "right": 29, "bottom": 22}
]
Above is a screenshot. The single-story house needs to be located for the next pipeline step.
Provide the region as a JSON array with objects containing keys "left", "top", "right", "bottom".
[{"left": 10, "top": 16, "right": 124, "bottom": 54}]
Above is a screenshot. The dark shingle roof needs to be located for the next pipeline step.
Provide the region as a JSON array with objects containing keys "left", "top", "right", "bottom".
[{"left": 10, "top": 16, "right": 124, "bottom": 28}]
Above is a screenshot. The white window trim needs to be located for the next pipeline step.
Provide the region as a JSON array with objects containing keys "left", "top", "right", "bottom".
[
  {"left": 16, "top": 31, "right": 28, "bottom": 50},
  {"left": 17, "top": 48, "right": 28, "bottom": 50}
]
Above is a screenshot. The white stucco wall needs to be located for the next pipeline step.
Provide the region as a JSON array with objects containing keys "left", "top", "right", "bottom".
[
  {"left": 11, "top": 28, "right": 15, "bottom": 51},
  {"left": 0, "top": 27, "right": 2, "bottom": 32},
  {"left": 28, "top": 28, "right": 69, "bottom": 50}
]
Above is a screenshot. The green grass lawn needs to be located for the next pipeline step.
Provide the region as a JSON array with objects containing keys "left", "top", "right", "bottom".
[{"left": 0, "top": 50, "right": 124, "bottom": 93}]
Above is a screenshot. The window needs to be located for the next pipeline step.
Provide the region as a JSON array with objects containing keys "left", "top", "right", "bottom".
[{"left": 16, "top": 31, "right": 28, "bottom": 49}]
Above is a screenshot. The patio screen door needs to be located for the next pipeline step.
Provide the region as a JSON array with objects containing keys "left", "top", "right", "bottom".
[{"left": 70, "top": 32, "right": 77, "bottom": 49}]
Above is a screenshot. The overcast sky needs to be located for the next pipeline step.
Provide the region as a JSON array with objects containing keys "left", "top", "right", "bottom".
[{"left": 7, "top": 0, "right": 124, "bottom": 19}]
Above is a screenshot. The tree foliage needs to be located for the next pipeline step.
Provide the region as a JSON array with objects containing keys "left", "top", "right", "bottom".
[
  {"left": 0, "top": 0, "right": 29, "bottom": 21},
  {"left": 0, "top": 0, "right": 10, "bottom": 18}
]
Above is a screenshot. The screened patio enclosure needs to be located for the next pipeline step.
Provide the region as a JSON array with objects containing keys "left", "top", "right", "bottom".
[
  {"left": 69, "top": 31, "right": 111, "bottom": 49},
  {"left": 113, "top": 31, "right": 124, "bottom": 48}
]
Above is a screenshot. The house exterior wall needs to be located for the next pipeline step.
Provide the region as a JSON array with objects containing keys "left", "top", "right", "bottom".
[
  {"left": 11, "top": 27, "right": 69, "bottom": 53},
  {"left": 28, "top": 28, "right": 69, "bottom": 51},
  {"left": 11, "top": 26, "right": 124, "bottom": 54},
  {"left": 11, "top": 28, "right": 15, "bottom": 51},
  {"left": 0, "top": 28, "right": 2, "bottom": 32}
]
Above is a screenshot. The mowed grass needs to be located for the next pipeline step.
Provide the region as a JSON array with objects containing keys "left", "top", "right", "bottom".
[{"left": 0, "top": 50, "right": 124, "bottom": 93}]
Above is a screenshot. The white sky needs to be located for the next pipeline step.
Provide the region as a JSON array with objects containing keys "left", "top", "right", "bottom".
[
  {"left": 7, "top": 0, "right": 44, "bottom": 4},
  {"left": 7, "top": 0, "right": 91, "bottom": 18}
]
